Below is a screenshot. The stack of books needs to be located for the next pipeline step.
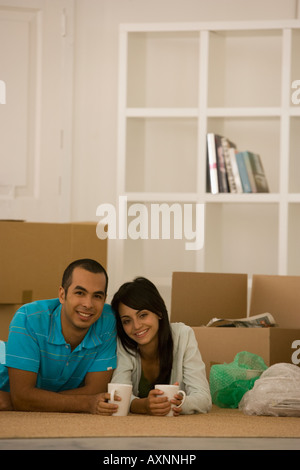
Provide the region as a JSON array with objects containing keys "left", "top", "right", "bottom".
[{"left": 206, "top": 133, "right": 269, "bottom": 194}]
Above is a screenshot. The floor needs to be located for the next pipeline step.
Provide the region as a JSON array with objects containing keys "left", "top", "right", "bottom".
[{"left": 0, "top": 437, "right": 300, "bottom": 450}]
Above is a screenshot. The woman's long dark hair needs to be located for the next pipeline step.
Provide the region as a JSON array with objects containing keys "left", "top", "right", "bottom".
[{"left": 111, "top": 277, "right": 174, "bottom": 386}]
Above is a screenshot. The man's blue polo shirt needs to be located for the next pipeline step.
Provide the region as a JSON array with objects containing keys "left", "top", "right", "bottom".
[{"left": 0, "top": 298, "right": 117, "bottom": 392}]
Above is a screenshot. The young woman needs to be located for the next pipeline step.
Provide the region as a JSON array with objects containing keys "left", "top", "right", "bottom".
[{"left": 111, "top": 277, "right": 211, "bottom": 416}]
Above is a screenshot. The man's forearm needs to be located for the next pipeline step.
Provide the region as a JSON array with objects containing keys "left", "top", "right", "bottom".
[
  {"left": 11, "top": 387, "right": 94, "bottom": 413},
  {"left": 8, "top": 368, "right": 114, "bottom": 412},
  {"left": 0, "top": 391, "right": 14, "bottom": 411},
  {"left": 59, "top": 369, "right": 113, "bottom": 396}
]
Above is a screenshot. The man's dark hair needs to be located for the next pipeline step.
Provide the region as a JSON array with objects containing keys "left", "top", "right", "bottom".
[{"left": 61, "top": 258, "right": 108, "bottom": 295}]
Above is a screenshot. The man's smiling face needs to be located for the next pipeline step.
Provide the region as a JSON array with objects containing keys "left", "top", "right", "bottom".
[{"left": 59, "top": 267, "right": 107, "bottom": 342}]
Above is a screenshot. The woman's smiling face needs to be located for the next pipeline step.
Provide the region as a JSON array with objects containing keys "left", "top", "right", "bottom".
[{"left": 118, "top": 302, "right": 160, "bottom": 347}]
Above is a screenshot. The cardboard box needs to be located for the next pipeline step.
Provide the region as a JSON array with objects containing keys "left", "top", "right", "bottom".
[
  {"left": 192, "top": 327, "right": 300, "bottom": 377},
  {"left": 171, "top": 272, "right": 248, "bottom": 326},
  {"left": 0, "top": 221, "right": 107, "bottom": 340},
  {"left": 0, "top": 304, "right": 22, "bottom": 341},
  {"left": 170, "top": 272, "right": 300, "bottom": 378},
  {"left": 249, "top": 274, "right": 300, "bottom": 328},
  {"left": 0, "top": 221, "right": 107, "bottom": 304}
]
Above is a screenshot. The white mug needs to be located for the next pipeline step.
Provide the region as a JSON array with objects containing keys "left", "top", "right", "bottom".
[
  {"left": 155, "top": 384, "right": 186, "bottom": 416},
  {"left": 108, "top": 383, "right": 133, "bottom": 416}
]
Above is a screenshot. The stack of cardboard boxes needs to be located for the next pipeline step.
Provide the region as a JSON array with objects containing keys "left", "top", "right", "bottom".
[
  {"left": 171, "top": 272, "right": 300, "bottom": 377},
  {"left": 0, "top": 221, "right": 107, "bottom": 341}
]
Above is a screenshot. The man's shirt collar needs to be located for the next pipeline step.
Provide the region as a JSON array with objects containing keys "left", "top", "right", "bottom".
[{"left": 48, "top": 301, "right": 102, "bottom": 350}]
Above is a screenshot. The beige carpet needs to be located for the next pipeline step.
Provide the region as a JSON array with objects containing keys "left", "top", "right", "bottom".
[{"left": 0, "top": 406, "right": 299, "bottom": 439}]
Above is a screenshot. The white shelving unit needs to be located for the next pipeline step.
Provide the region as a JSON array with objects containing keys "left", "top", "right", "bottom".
[{"left": 112, "top": 20, "right": 300, "bottom": 309}]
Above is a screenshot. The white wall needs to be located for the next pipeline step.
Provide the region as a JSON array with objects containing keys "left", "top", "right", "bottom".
[{"left": 71, "top": 0, "right": 299, "bottom": 222}]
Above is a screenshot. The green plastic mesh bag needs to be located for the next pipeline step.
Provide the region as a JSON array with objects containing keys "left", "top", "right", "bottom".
[{"left": 209, "top": 351, "right": 268, "bottom": 408}]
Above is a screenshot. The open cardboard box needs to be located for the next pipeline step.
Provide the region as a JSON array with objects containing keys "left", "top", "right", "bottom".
[
  {"left": 250, "top": 274, "right": 300, "bottom": 329},
  {"left": 0, "top": 221, "right": 107, "bottom": 340},
  {"left": 170, "top": 272, "right": 300, "bottom": 377}
]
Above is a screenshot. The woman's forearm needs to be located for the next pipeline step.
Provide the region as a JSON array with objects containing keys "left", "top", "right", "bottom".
[{"left": 130, "top": 397, "right": 148, "bottom": 414}]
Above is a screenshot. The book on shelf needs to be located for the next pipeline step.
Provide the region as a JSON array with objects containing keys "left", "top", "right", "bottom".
[
  {"left": 215, "top": 134, "right": 229, "bottom": 193},
  {"left": 235, "top": 151, "right": 252, "bottom": 193},
  {"left": 244, "top": 151, "right": 269, "bottom": 193},
  {"left": 206, "top": 133, "right": 219, "bottom": 194},
  {"left": 228, "top": 147, "right": 243, "bottom": 193},
  {"left": 206, "top": 133, "right": 269, "bottom": 194},
  {"left": 221, "top": 136, "right": 242, "bottom": 194}
]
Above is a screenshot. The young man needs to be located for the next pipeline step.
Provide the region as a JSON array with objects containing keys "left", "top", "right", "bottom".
[{"left": 0, "top": 259, "right": 119, "bottom": 415}]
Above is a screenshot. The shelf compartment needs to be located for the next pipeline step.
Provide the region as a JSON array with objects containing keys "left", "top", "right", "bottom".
[
  {"left": 123, "top": 235, "right": 198, "bottom": 279},
  {"left": 204, "top": 202, "right": 279, "bottom": 275},
  {"left": 206, "top": 116, "right": 281, "bottom": 193},
  {"left": 125, "top": 117, "right": 198, "bottom": 193},
  {"left": 127, "top": 31, "right": 199, "bottom": 108},
  {"left": 122, "top": 199, "right": 202, "bottom": 306},
  {"left": 123, "top": 233, "right": 198, "bottom": 312},
  {"left": 207, "top": 29, "right": 283, "bottom": 108}
]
